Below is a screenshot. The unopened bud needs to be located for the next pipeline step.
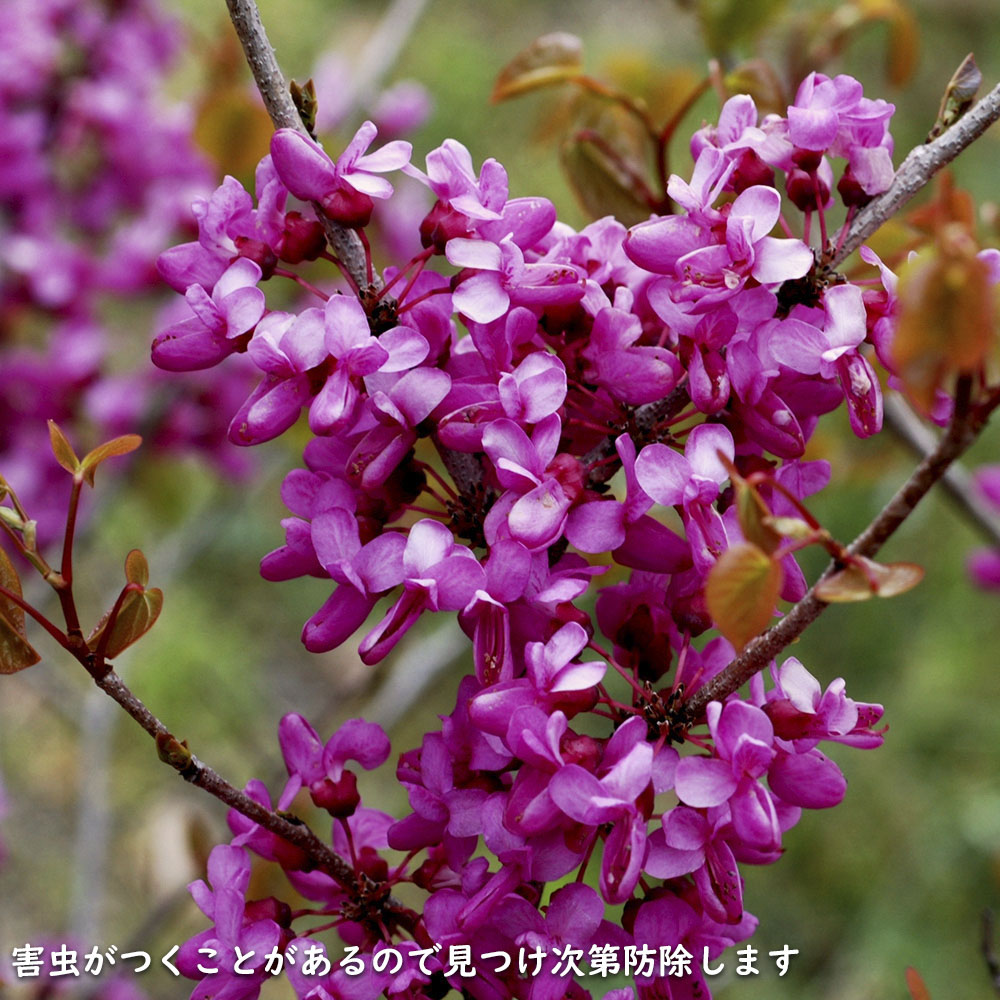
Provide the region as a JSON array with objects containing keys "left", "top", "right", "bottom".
[
  {"left": 311, "top": 770, "right": 360, "bottom": 817},
  {"left": 320, "top": 186, "right": 374, "bottom": 228},
  {"left": 276, "top": 211, "right": 326, "bottom": 264}
]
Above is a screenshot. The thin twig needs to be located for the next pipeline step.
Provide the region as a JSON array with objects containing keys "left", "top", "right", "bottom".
[
  {"left": 223, "top": 0, "right": 372, "bottom": 290},
  {"left": 832, "top": 80, "right": 1000, "bottom": 267},
  {"left": 94, "top": 669, "right": 353, "bottom": 884},
  {"left": 885, "top": 393, "right": 1000, "bottom": 550},
  {"left": 683, "top": 383, "right": 996, "bottom": 720}
]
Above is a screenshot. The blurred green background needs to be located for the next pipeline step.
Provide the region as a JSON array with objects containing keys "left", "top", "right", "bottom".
[{"left": 2, "top": 0, "right": 1000, "bottom": 998}]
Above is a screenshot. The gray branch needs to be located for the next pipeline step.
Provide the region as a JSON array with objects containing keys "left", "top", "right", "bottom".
[
  {"left": 223, "top": 0, "right": 373, "bottom": 290},
  {"left": 832, "top": 80, "right": 1000, "bottom": 266}
]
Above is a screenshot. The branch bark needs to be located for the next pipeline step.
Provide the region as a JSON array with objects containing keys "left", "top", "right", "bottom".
[
  {"left": 223, "top": 0, "right": 372, "bottom": 290},
  {"left": 832, "top": 80, "right": 1000, "bottom": 267},
  {"left": 95, "top": 669, "right": 356, "bottom": 887},
  {"left": 683, "top": 384, "right": 997, "bottom": 720}
]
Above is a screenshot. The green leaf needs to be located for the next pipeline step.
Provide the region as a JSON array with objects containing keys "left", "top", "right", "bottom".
[
  {"left": 0, "top": 546, "right": 40, "bottom": 674},
  {"left": 89, "top": 587, "right": 163, "bottom": 660},
  {"left": 48, "top": 420, "right": 80, "bottom": 476},
  {"left": 124, "top": 549, "right": 150, "bottom": 587},
  {"left": 814, "top": 558, "right": 924, "bottom": 602},
  {"left": 705, "top": 542, "right": 783, "bottom": 650},
  {"left": 560, "top": 135, "right": 651, "bottom": 227},
  {"left": 491, "top": 33, "right": 583, "bottom": 102},
  {"left": 80, "top": 434, "right": 142, "bottom": 487},
  {"left": 905, "top": 967, "right": 932, "bottom": 1000}
]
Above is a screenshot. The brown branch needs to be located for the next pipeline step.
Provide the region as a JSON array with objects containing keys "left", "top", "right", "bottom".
[
  {"left": 223, "top": 0, "right": 372, "bottom": 290},
  {"left": 93, "top": 668, "right": 415, "bottom": 930},
  {"left": 884, "top": 393, "right": 1000, "bottom": 550},
  {"left": 831, "top": 80, "right": 1000, "bottom": 267},
  {"left": 683, "top": 382, "right": 995, "bottom": 720},
  {"left": 95, "top": 669, "right": 356, "bottom": 885}
]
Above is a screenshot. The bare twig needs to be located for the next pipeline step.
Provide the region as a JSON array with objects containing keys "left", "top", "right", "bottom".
[
  {"left": 223, "top": 0, "right": 372, "bottom": 290},
  {"left": 832, "top": 80, "right": 1000, "bottom": 266},
  {"left": 90, "top": 668, "right": 415, "bottom": 931},
  {"left": 95, "top": 669, "right": 354, "bottom": 886},
  {"left": 684, "top": 383, "right": 997, "bottom": 719},
  {"left": 885, "top": 393, "right": 1000, "bottom": 550}
]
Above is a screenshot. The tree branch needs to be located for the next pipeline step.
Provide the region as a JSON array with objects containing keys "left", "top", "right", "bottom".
[
  {"left": 832, "top": 80, "right": 1000, "bottom": 267},
  {"left": 884, "top": 393, "right": 1000, "bottom": 550},
  {"left": 94, "top": 669, "right": 355, "bottom": 886},
  {"left": 223, "top": 0, "right": 372, "bottom": 290},
  {"left": 92, "top": 667, "right": 414, "bottom": 930},
  {"left": 683, "top": 384, "right": 996, "bottom": 720}
]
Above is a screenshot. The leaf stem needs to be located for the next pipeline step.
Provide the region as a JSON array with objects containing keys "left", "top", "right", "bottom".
[{"left": 683, "top": 377, "right": 997, "bottom": 720}]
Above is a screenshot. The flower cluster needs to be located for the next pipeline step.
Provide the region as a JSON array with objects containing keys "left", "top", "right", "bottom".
[
  {"left": 0, "top": 0, "right": 251, "bottom": 528},
  {"left": 153, "top": 76, "right": 907, "bottom": 998}
]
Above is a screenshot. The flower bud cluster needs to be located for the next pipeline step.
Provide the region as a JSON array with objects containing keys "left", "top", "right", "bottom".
[{"left": 156, "top": 77, "right": 903, "bottom": 998}]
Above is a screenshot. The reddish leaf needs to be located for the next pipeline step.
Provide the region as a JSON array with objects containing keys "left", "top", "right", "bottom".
[
  {"left": 723, "top": 59, "right": 786, "bottom": 116},
  {"left": 48, "top": 420, "right": 80, "bottom": 476},
  {"left": 815, "top": 558, "right": 924, "bottom": 602},
  {"left": 892, "top": 230, "right": 995, "bottom": 413},
  {"left": 124, "top": 549, "right": 150, "bottom": 587},
  {"left": 905, "top": 967, "right": 932, "bottom": 1000},
  {"left": 560, "top": 134, "right": 651, "bottom": 227},
  {"left": 705, "top": 542, "right": 783, "bottom": 650},
  {"left": 0, "top": 546, "right": 40, "bottom": 674},
  {"left": 492, "top": 33, "right": 583, "bottom": 103},
  {"left": 88, "top": 587, "right": 163, "bottom": 660}
]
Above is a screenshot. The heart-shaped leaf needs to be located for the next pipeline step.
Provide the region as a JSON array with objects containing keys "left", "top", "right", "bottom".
[
  {"left": 492, "top": 33, "right": 583, "bottom": 103},
  {"left": 89, "top": 587, "right": 163, "bottom": 660},
  {"left": 705, "top": 542, "right": 783, "bottom": 650},
  {"left": 124, "top": 549, "right": 150, "bottom": 587}
]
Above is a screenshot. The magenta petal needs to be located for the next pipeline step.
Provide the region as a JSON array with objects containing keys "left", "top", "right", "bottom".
[
  {"left": 644, "top": 828, "right": 703, "bottom": 879},
  {"left": 751, "top": 236, "right": 814, "bottom": 284},
  {"left": 325, "top": 719, "right": 390, "bottom": 774},
  {"left": 674, "top": 756, "right": 738, "bottom": 808},
  {"left": 549, "top": 765, "right": 623, "bottom": 824},
  {"left": 452, "top": 271, "right": 509, "bottom": 324},
  {"left": 270, "top": 128, "right": 337, "bottom": 201},
  {"left": 565, "top": 500, "right": 626, "bottom": 553},
  {"left": 278, "top": 714, "right": 324, "bottom": 785},
  {"left": 634, "top": 443, "right": 690, "bottom": 506},
  {"left": 302, "top": 585, "right": 376, "bottom": 653},
  {"left": 508, "top": 479, "right": 570, "bottom": 549},
  {"left": 768, "top": 748, "right": 846, "bottom": 808}
]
